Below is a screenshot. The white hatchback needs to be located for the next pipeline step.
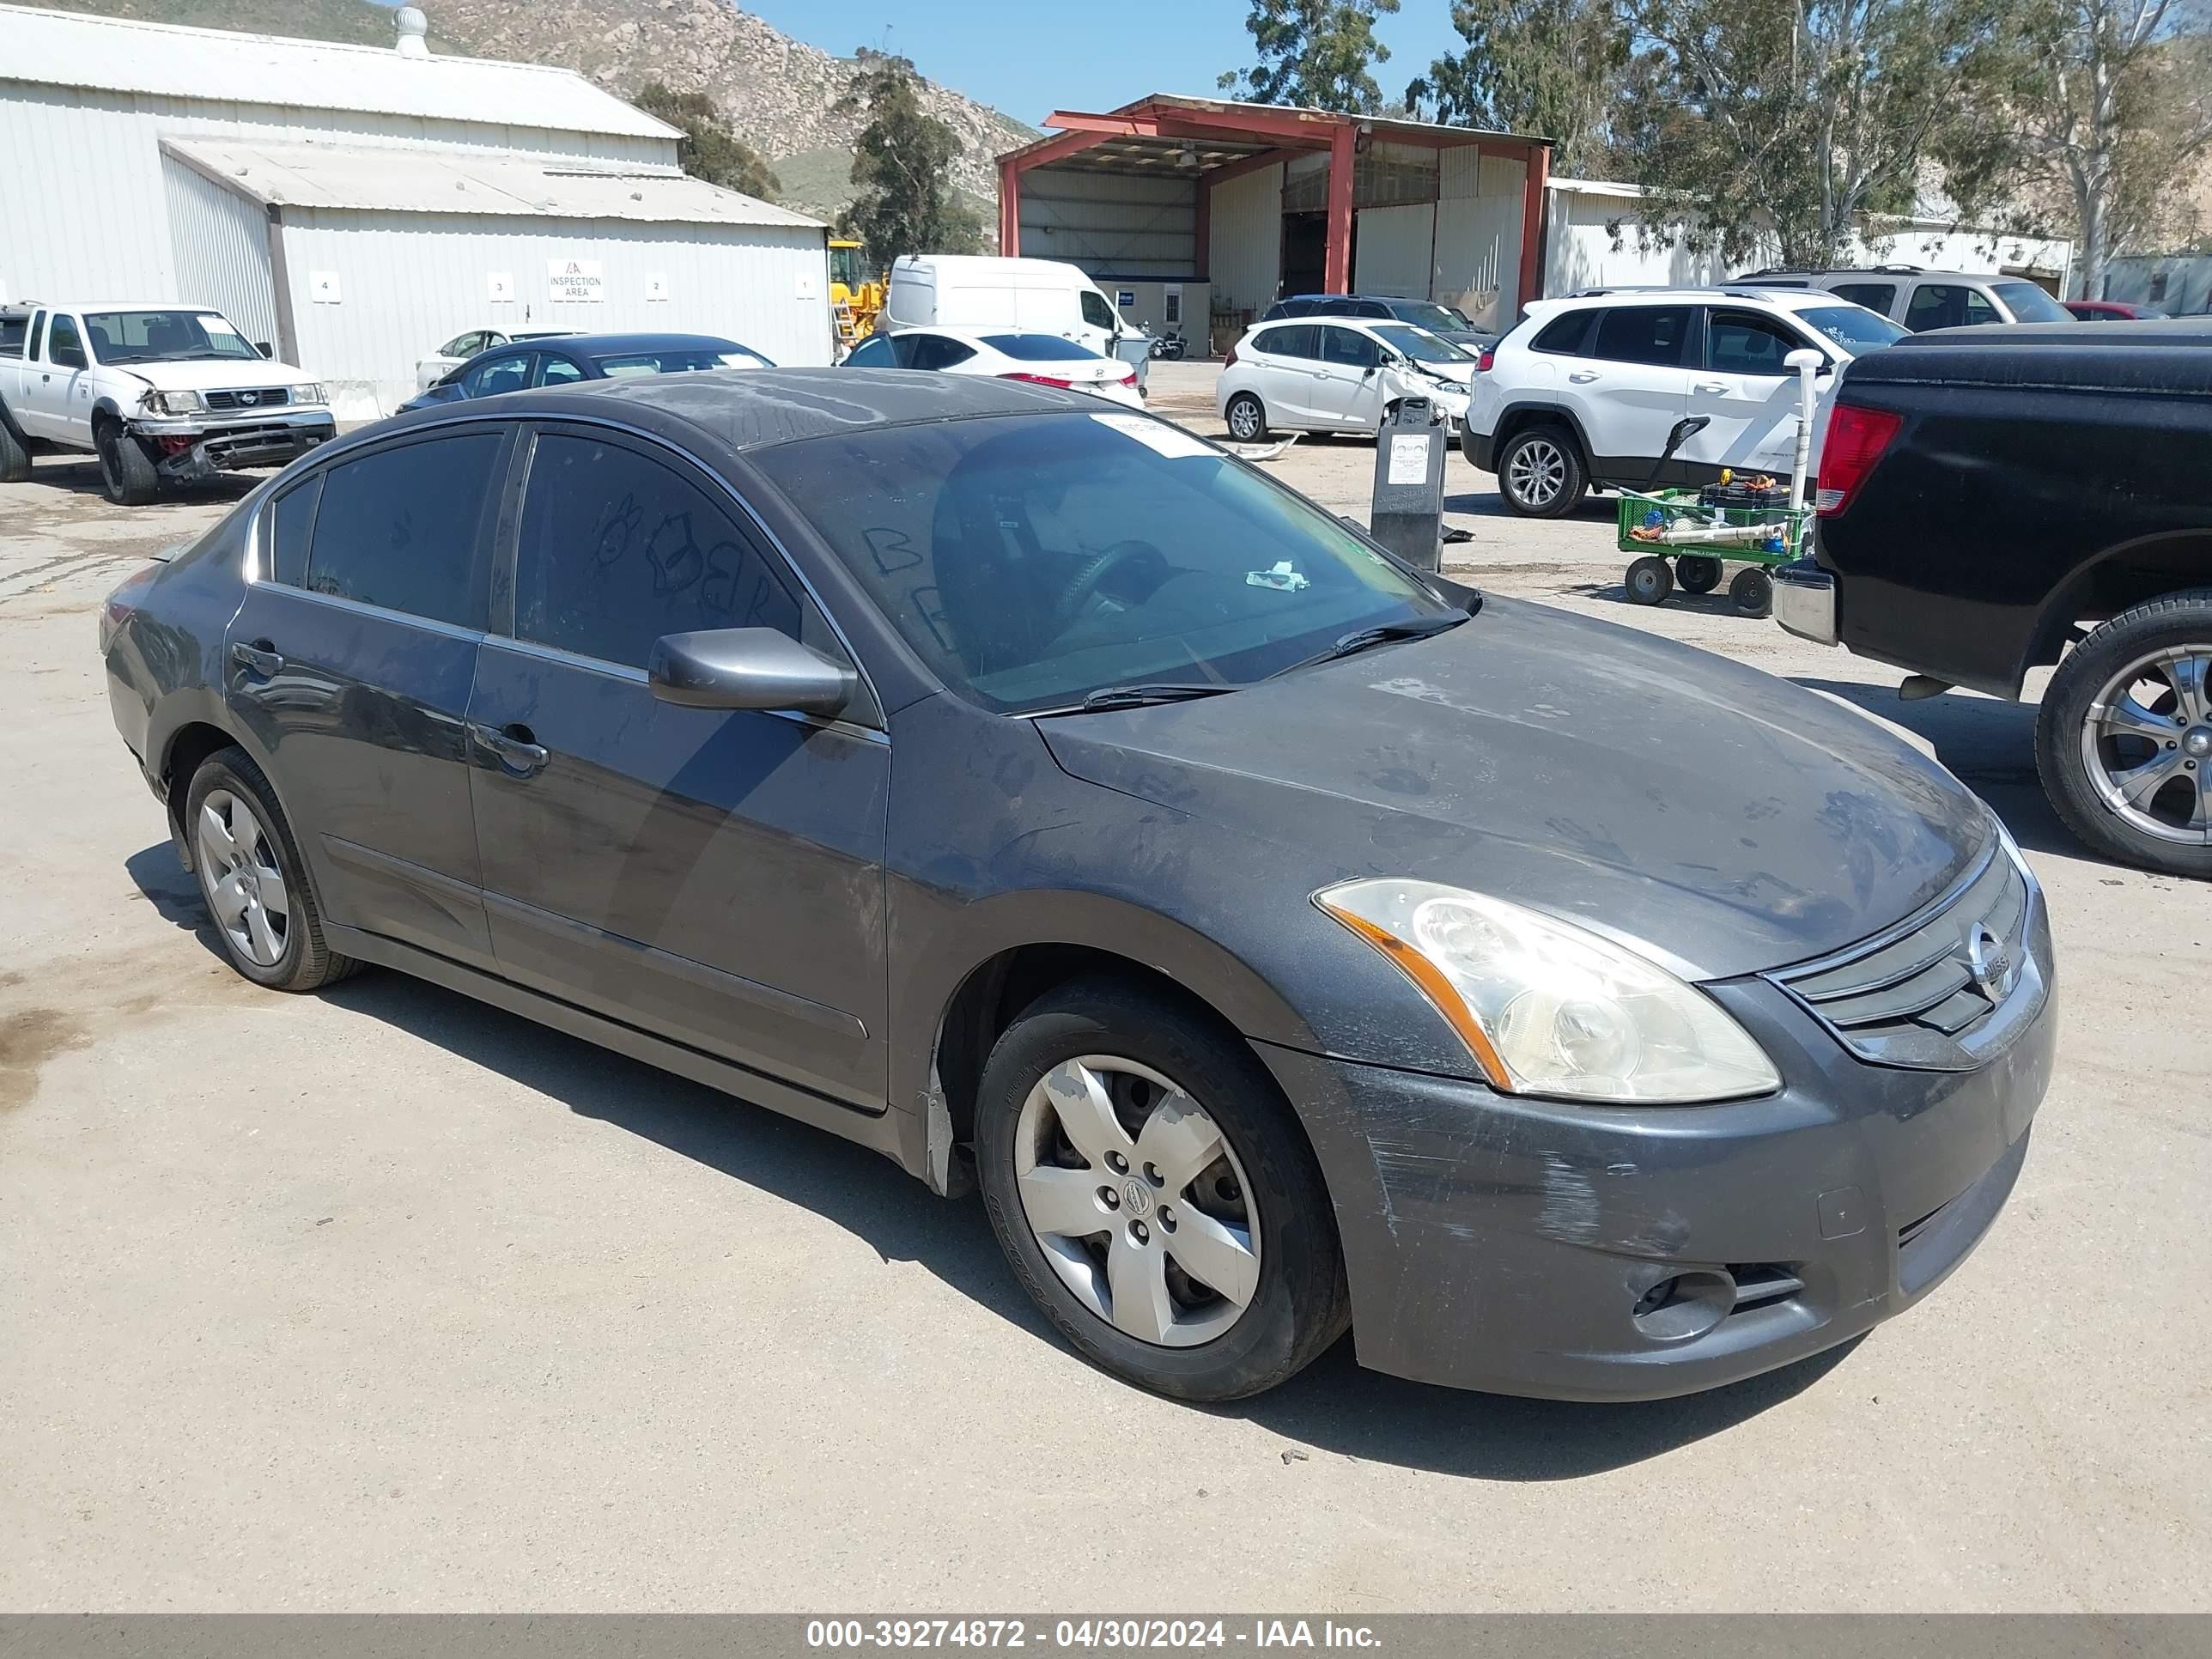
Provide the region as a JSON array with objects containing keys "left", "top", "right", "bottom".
[
  {"left": 841, "top": 326, "right": 1143, "bottom": 408},
  {"left": 1217, "top": 318, "right": 1475, "bottom": 442},
  {"left": 1464, "top": 288, "right": 1906, "bottom": 517}
]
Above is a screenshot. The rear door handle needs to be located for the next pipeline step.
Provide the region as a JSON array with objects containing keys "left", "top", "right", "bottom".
[
  {"left": 231, "top": 640, "right": 283, "bottom": 678},
  {"left": 471, "top": 721, "right": 550, "bottom": 776},
  {"left": 1693, "top": 380, "right": 1729, "bottom": 393},
  {"left": 1568, "top": 369, "right": 1600, "bottom": 383}
]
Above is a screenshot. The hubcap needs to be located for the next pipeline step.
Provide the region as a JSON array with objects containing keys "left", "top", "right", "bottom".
[
  {"left": 195, "top": 789, "right": 292, "bottom": 966},
  {"left": 1013, "top": 1055, "right": 1261, "bottom": 1348},
  {"left": 1508, "top": 439, "right": 1565, "bottom": 507},
  {"left": 2079, "top": 645, "right": 2212, "bottom": 845}
]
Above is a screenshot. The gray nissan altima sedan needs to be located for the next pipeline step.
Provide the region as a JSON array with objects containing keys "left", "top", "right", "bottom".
[{"left": 100, "top": 369, "right": 2055, "bottom": 1402}]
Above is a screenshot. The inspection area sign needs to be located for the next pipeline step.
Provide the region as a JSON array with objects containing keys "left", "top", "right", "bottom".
[{"left": 548, "top": 258, "right": 604, "bottom": 302}]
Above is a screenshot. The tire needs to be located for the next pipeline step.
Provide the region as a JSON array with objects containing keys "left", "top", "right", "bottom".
[
  {"left": 1224, "top": 392, "right": 1268, "bottom": 443},
  {"left": 0, "top": 411, "right": 29, "bottom": 483},
  {"left": 1496, "top": 424, "right": 1586, "bottom": 518},
  {"left": 182, "top": 746, "right": 360, "bottom": 992},
  {"left": 96, "top": 421, "right": 160, "bottom": 507},
  {"left": 974, "top": 978, "right": 1349, "bottom": 1401},
  {"left": 1625, "top": 555, "right": 1674, "bottom": 606},
  {"left": 2035, "top": 592, "right": 2212, "bottom": 878},
  {"left": 1676, "top": 555, "right": 1723, "bottom": 594},
  {"left": 1729, "top": 567, "right": 1773, "bottom": 617}
]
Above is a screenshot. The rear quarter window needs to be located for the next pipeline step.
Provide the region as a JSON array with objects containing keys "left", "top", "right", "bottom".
[{"left": 1530, "top": 311, "right": 1595, "bottom": 355}]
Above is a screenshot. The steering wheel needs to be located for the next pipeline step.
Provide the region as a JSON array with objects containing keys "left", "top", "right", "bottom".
[{"left": 1050, "top": 539, "right": 1169, "bottom": 633}]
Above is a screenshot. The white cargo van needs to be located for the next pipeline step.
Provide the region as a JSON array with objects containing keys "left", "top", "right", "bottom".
[{"left": 884, "top": 256, "right": 1144, "bottom": 365}]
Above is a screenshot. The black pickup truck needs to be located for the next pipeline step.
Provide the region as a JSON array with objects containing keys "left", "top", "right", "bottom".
[{"left": 1777, "top": 320, "right": 2212, "bottom": 876}]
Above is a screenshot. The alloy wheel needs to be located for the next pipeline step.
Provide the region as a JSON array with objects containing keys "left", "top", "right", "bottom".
[
  {"left": 1507, "top": 438, "right": 1565, "bottom": 508},
  {"left": 1227, "top": 398, "right": 1262, "bottom": 441},
  {"left": 2078, "top": 645, "right": 2212, "bottom": 845},
  {"left": 1013, "top": 1054, "right": 1261, "bottom": 1348},
  {"left": 196, "top": 788, "right": 292, "bottom": 965}
]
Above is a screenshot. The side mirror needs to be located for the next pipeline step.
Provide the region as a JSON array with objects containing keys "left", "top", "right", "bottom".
[
  {"left": 1784, "top": 347, "right": 1829, "bottom": 376},
  {"left": 255, "top": 342, "right": 274, "bottom": 358},
  {"left": 647, "top": 628, "right": 857, "bottom": 719}
]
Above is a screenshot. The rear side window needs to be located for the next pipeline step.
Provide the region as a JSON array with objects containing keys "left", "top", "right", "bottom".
[
  {"left": 1829, "top": 283, "right": 1896, "bottom": 313},
  {"left": 1592, "top": 306, "right": 1692, "bottom": 367},
  {"left": 1531, "top": 311, "right": 1595, "bottom": 355},
  {"left": 1255, "top": 324, "right": 1319, "bottom": 361},
  {"left": 909, "top": 334, "right": 977, "bottom": 371},
  {"left": 305, "top": 433, "right": 501, "bottom": 628},
  {"left": 266, "top": 475, "right": 322, "bottom": 587},
  {"left": 1905, "top": 284, "right": 2000, "bottom": 331},
  {"left": 514, "top": 433, "right": 805, "bottom": 670},
  {"left": 532, "top": 353, "right": 585, "bottom": 386}
]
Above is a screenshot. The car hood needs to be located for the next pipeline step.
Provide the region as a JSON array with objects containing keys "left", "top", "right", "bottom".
[
  {"left": 1038, "top": 596, "right": 1990, "bottom": 981},
  {"left": 106, "top": 359, "right": 315, "bottom": 392}
]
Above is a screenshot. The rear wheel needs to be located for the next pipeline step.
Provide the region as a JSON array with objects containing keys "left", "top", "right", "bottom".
[
  {"left": 184, "top": 748, "right": 358, "bottom": 991},
  {"left": 1224, "top": 392, "right": 1268, "bottom": 443},
  {"left": 1496, "top": 424, "right": 1585, "bottom": 518},
  {"left": 1625, "top": 555, "right": 1674, "bottom": 606},
  {"left": 0, "top": 413, "right": 30, "bottom": 483},
  {"left": 974, "top": 979, "right": 1348, "bottom": 1401},
  {"left": 1729, "top": 568, "right": 1773, "bottom": 617},
  {"left": 2037, "top": 594, "right": 2212, "bottom": 877},
  {"left": 96, "top": 420, "right": 159, "bottom": 506},
  {"left": 1676, "top": 555, "right": 1723, "bottom": 594}
]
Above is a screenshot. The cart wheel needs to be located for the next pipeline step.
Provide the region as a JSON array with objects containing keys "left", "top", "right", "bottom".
[
  {"left": 1626, "top": 556, "right": 1674, "bottom": 606},
  {"left": 1730, "top": 568, "right": 1773, "bottom": 617},
  {"left": 1676, "top": 556, "right": 1723, "bottom": 594}
]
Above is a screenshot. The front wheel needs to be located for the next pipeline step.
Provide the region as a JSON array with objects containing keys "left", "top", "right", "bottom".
[
  {"left": 1224, "top": 392, "right": 1268, "bottom": 443},
  {"left": 2037, "top": 593, "right": 2212, "bottom": 877},
  {"left": 97, "top": 422, "right": 160, "bottom": 506},
  {"left": 1496, "top": 425, "right": 1585, "bottom": 518},
  {"left": 975, "top": 980, "right": 1348, "bottom": 1401}
]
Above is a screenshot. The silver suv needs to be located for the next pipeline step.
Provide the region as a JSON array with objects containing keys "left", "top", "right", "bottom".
[{"left": 1739, "top": 266, "right": 2075, "bottom": 331}]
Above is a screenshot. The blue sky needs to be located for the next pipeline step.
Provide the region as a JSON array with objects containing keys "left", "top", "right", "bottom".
[{"left": 736, "top": 1, "right": 1467, "bottom": 128}]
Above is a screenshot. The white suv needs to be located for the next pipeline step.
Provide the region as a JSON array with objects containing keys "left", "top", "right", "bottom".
[
  {"left": 1218, "top": 316, "right": 1475, "bottom": 442},
  {"left": 1464, "top": 288, "right": 1905, "bottom": 517}
]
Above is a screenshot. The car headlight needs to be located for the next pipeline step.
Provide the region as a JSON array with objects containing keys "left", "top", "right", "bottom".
[
  {"left": 1316, "top": 878, "right": 1781, "bottom": 1103},
  {"left": 293, "top": 383, "right": 327, "bottom": 407},
  {"left": 145, "top": 390, "right": 205, "bottom": 416}
]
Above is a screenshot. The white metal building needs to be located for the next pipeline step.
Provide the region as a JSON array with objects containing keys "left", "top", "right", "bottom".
[{"left": 0, "top": 3, "right": 834, "bottom": 416}]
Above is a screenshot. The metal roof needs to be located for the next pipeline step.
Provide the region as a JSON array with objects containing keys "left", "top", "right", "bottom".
[
  {"left": 0, "top": 3, "right": 678, "bottom": 142},
  {"left": 1004, "top": 92, "right": 1547, "bottom": 170},
  {"left": 161, "top": 137, "right": 824, "bottom": 231}
]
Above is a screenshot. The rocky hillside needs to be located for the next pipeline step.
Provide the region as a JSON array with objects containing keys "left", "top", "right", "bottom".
[{"left": 45, "top": 0, "right": 1036, "bottom": 221}]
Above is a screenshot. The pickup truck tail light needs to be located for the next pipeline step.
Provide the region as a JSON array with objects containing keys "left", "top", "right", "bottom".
[{"left": 1816, "top": 403, "right": 1902, "bottom": 515}]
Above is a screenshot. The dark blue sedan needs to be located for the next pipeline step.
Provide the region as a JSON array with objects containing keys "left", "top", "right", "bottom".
[{"left": 398, "top": 331, "right": 774, "bottom": 412}]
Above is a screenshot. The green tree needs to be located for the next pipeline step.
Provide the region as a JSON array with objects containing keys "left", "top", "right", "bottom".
[
  {"left": 634, "top": 81, "right": 781, "bottom": 202},
  {"left": 1405, "top": 0, "right": 1629, "bottom": 171},
  {"left": 1218, "top": 0, "right": 1402, "bottom": 113},
  {"left": 1614, "top": 0, "right": 2010, "bottom": 270},
  {"left": 835, "top": 50, "right": 983, "bottom": 264}
]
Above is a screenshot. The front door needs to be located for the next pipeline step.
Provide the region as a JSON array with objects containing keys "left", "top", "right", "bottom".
[
  {"left": 33, "top": 313, "right": 95, "bottom": 445},
  {"left": 1313, "top": 325, "right": 1383, "bottom": 428},
  {"left": 467, "top": 425, "right": 890, "bottom": 1110},
  {"left": 1075, "top": 287, "right": 1120, "bottom": 358},
  {"left": 1680, "top": 307, "right": 1820, "bottom": 477},
  {"left": 224, "top": 425, "right": 507, "bottom": 968}
]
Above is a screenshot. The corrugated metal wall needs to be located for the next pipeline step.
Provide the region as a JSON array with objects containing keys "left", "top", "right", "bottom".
[
  {"left": 275, "top": 209, "right": 832, "bottom": 416},
  {"left": 1545, "top": 188, "right": 1733, "bottom": 294},
  {"left": 162, "top": 154, "right": 279, "bottom": 348},
  {"left": 0, "top": 78, "right": 674, "bottom": 306},
  {"left": 1353, "top": 204, "right": 1435, "bottom": 298},
  {"left": 1206, "top": 162, "right": 1282, "bottom": 317},
  {"left": 1016, "top": 167, "right": 1197, "bottom": 278},
  {"left": 1435, "top": 148, "right": 1524, "bottom": 330}
]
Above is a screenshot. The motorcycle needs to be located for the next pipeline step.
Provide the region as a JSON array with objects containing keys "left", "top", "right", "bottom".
[{"left": 1148, "top": 332, "right": 1188, "bottom": 361}]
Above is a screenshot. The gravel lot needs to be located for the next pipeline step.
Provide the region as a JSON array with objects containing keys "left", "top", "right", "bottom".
[{"left": 3, "top": 370, "right": 2208, "bottom": 1613}]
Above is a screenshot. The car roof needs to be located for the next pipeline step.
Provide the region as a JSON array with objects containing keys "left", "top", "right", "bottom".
[
  {"left": 1734, "top": 267, "right": 2006, "bottom": 282},
  {"left": 1538, "top": 286, "right": 1852, "bottom": 311},
  {"left": 530, "top": 332, "right": 744, "bottom": 354},
  {"left": 383, "top": 367, "right": 1093, "bottom": 456}
]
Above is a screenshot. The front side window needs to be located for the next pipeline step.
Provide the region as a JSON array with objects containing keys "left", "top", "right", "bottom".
[
  {"left": 305, "top": 433, "right": 501, "bottom": 628},
  {"left": 461, "top": 354, "right": 530, "bottom": 398},
  {"left": 1705, "top": 310, "right": 1802, "bottom": 375},
  {"left": 1321, "top": 325, "right": 1380, "bottom": 368},
  {"left": 440, "top": 332, "right": 483, "bottom": 358},
  {"left": 1388, "top": 301, "right": 1470, "bottom": 334},
  {"left": 514, "top": 434, "right": 804, "bottom": 670},
  {"left": 750, "top": 411, "right": 1456, "bottom": 715},
  {"left": 46, "top": 315, "right": 87, "bottom": 368},
  {"left": 1079, "top": 291, "right": 1117, "bottom": 330},
  {"left": 1799, "top": 305, "right": 1908, "bottom": 355},
  {"left": 1592, "top": 306, "right": 1692, "bottom": 367},
  {"left": 82, "top": 309, "right": 260, "bottom": 364},
  {"left": 1905, "top": 284, "right": 2000, "bottom": 331}
]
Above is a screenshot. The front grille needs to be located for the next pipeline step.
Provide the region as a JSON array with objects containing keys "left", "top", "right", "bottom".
[
  {"left": 1769, "top": 842, "right": 2032, "bottom": 1069},
  {"left": 205, "top": 386, "right": 290, "bottom": 411},
  {"left": 1896, "top": 1201, "right": 1951, "bottom": 1253}
]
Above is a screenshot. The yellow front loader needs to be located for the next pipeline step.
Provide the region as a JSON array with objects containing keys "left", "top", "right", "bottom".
[{"left": 830, "top": 239, "right": 886, "bottom": 353}]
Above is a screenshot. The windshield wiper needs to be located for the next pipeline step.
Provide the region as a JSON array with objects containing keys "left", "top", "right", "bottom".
[
  {"left": 1061, "top": 682, "right": 1238, "bottom": 714},
  {"left": 1268, "top": 616, "right": 1466, "bottom": 680}
]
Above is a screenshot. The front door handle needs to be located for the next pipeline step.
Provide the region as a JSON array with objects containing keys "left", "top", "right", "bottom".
[
  {"left": 471, "top": 721, "right": 550, "bottom": 776},
  {"left": 1568, "top": 369, "right": 1600, "bottom": 383},
  {"left": 1693, "top": 380, "right": 1729, "bottom": 393},
  {"left": 231, "top": 640, "right": 283, "bottom": 678}
]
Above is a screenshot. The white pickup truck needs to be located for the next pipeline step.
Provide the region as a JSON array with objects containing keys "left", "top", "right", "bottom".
[{"left": 0, "top": 301, "right": 335, "bottom": 505}]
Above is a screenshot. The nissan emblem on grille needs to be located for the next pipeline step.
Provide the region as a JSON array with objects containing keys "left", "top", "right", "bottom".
[
  {"left": 238, "top": 391, "right": 258, "bottom": 406},
  {"left": 1963, "top": 923, "right": 2016, "bottom": 1001}
]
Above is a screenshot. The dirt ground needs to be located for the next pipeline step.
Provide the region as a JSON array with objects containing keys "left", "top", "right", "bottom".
[{"left": 3, "top": 375, "right": 2208, "bottom": 1613}]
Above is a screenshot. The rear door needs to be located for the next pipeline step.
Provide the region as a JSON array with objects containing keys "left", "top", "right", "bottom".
[
  {"left": 224, "top": 424, "right": 508, "bottom": 968},
  {"left": 467, "top": 423, "right": 890, "bottom": 1109},
  {"left": 1565, "top": 305, "right": 1694, "bottom": 478},
  {"left": 1680, "top": 307, "right": 1820, "bottom": 477}
]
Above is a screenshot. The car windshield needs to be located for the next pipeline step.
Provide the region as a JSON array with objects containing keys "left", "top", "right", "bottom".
[
  {"left": 1799, "top": 305, "right": 1909, "bottom": 354},
  {"left": 750, "top": 410, "right": 1457, "bottom": 714},
  {"left": 981, "top": 334, "right": 1099, "bottom": 361},
  {"left": 83, "top": 309, "right": 262, "bottom": 365},
  {"left": 1391, "top": 301, "right": 1474, "bottom": 334},
  {"left": 1371, "top": 324, "right": 1469, "bottom": 363},
  {"left": 592, "top": 346, "right": 771, "bottom": 376},
  {"left": 1993, "top": 282, "right": 2073, "bottom": 324}
]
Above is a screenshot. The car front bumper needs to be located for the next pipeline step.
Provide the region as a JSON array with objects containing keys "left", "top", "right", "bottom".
[
  {"left": 128, "top": 410, "right": 337, "bottom": 480},
  {"left": 1773, "top": 556, "right": 1840, "bottom": 646},
  {"left": 1255, "top": 890, "right": 2055, "bottom": 1401}
]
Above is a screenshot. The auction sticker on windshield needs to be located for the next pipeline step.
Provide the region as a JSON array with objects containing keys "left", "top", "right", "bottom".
[{"left": 1090, "top": 411, "right": 1214, "bottom": 459}]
